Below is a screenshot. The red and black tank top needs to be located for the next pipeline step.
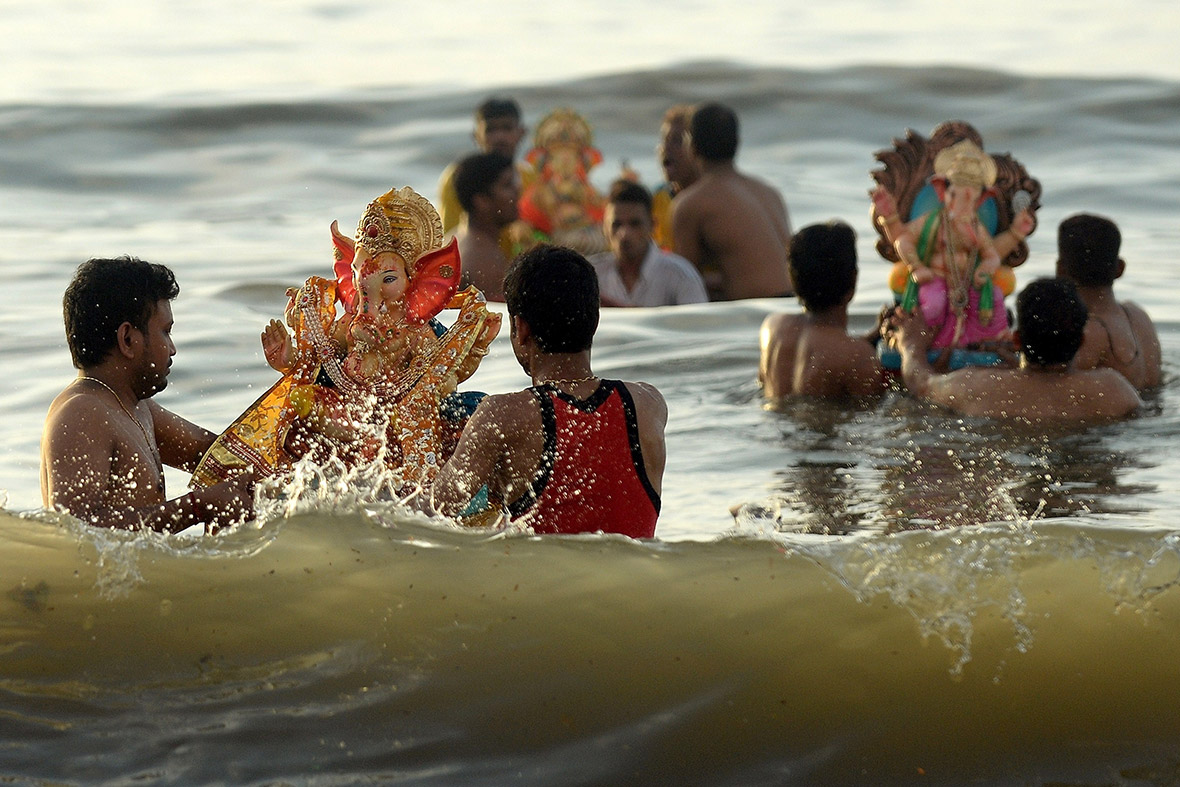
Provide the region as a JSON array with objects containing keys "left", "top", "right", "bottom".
[{"left": 506, "top": 379, "right": 660, "bottom": 538}]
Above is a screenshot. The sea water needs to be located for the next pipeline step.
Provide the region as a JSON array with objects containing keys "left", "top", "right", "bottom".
[{"left": 3, "top": 2, "right": 1180, "bottom": 783}]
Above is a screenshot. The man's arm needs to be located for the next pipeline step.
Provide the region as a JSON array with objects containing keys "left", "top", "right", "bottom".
[
  {"left": 149, "top": 400, "right": 217, "bottom": 473},
  {"left": 893, "top": 308, "right": 988, "bottom": 412},
  {"left": 670, "top": 194, "right": 706, "bottom": 269},
  {"left": 431, "top": 396, "right": 510, "bottom": 518},
  {"left": 43, "top": 397, "right": 252, "bottom": 532},
  {"left": 892, "top": 307, "right": 965, "bottom": 406}
]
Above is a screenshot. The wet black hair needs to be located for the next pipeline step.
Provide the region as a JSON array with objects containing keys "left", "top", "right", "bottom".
[
  {"left": 63, "top": 256, "right": 179, "bottom": 368},
  {"left": 504, "top": 244, "right": 599, "bottom": 353},
  {"left": 607, "top": 179, "right": 653, "bottom": 215},
  {"left": 690, "top": 102, "right": 739, "bottom": 161},
  {"left": 1016, "top": 277, "right": 1088, "bottom": 367},
  {"left": 454, "top": 151, "right": 515, "bottom": 213},
  {"left": 475, "top": 96, "right": 522, "bottom": 124},
  {"left": 788, "top": 221, "right": 858, "bottom": 312},
  {"left": 1058, "top": 213, "right": 1121, "bottom": 286}
]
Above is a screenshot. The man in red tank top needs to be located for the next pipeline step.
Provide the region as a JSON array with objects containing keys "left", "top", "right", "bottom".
[{"left": 431, "top": 244, "right": 667, "bottom": 537}]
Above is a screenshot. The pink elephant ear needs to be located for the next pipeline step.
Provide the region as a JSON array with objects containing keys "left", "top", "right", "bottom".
[
  {"left": 405, "top": 238, "right": 462, "bottom": 325},
  {"left": 330, "top": 220, "right": 358, "bottom": 313},
  {"left": 977, "top": 186, "right": 1000, "bottom": 207},
  {"left": 583, "top": 146, "right": 604, "bottom": 169},
  {"left": 930, "top": 175, "right": 948, "bottom": 202}
]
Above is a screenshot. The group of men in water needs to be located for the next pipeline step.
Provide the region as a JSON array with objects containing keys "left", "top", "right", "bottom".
[
  {"left": 38, "top": 96, "right": 1162, "bottom": 538},
  {"left": 444, "top": 97, "right": 794, "bottom": 306},
  {"left": 759, "top": 213, "right": 1159, "bottom": 420}
]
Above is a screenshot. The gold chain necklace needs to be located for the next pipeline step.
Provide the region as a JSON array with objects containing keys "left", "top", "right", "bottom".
[
  {"left": 80, "top": 377, "right": 161, "bottom": 469},
  {"left": 538, "top": 375, "right": 598, "bottom": 386}
]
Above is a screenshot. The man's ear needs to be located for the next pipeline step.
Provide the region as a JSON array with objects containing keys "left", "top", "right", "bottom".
[
  {"left": 471, "top": 190, "right": 491, "bottom": 216},
  {"left": 511, "top": 314, "right": 531, "bottom": 343},
  {"left": 1115, "top": 258, "right": 1126, "bottom": 280},
  {"left": 116, "top": 322, "right": 139, "bottom": 359},
  {"left": 1012, "top": 329, "right": 1023, "bottom": 354}
]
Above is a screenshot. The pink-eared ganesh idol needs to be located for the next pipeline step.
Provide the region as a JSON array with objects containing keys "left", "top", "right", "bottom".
[
  {"left": 517, "top": 107, "right": 609, "bottom": 256},
  {"left": 190, "top": 186, "right": 501, "bottom": 492},
  {"left": 870, "top": 122, "right": 1039, "bottom": 360}
]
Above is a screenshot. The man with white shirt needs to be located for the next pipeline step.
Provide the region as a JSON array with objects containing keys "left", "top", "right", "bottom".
[{"left": 589, "top": 180, "right": 708, "bottom": 307}]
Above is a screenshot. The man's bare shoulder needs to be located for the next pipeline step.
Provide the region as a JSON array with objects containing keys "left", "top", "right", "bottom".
[
  {"left": 671, "top": 178, "right": 709, "bottom": 215},
  {"left": 457, "top": 234, "right": 508, "bottom": 296},
  {"left": 621, "top": 380, "right": 667, "bottom": 418},
  {"left": 457, "top": 232, "right": 503, "bottom": 266},
  {"left": 469, "top": 389, "right": 539, "bottom": 427},
  {"left": 1077, "top": 366, "right": 1143, "bottom": 407},
  {"left": 761, "top": 311, "right": 802, "bottom": 333},
  {"left": 45, "top": 384, "right": 109, "bottom": 432},
  {"left": 740, "top": 171, "right": 783, "bottom": 200},
  {"left": 1123, "top": 300, "right": 1161, "bottom": 338},
  {"left": 937, "top": 365, "right": 1141, "bottom": 420}
]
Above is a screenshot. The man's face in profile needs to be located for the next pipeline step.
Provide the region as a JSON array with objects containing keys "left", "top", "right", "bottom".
[{"left": 658, "top": 120, "right": 698, "bottom": 189}]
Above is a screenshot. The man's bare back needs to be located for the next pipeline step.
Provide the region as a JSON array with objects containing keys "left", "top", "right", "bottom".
[
  {"left": 894, "top": 306, "right": 1141, "bottom": 423},
  {"left": 1072, "top": 296, "right": 1161, "bottom": 390},
  {"left": 760, "top": 313, "right": 884, "bottom": 399},
  {"left": 1055, "top": 214, "right": 1161, "bottom": 391},
  {"left": 441, "top": 378, "right": 666, "bottom": 511},
  {"left": 673, "top": 166, "right": 792, "bottom": 301}
]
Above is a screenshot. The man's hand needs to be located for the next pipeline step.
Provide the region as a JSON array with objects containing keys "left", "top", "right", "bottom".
[
  {"left": 199, "top": 469, "right": 256, "bottom": 533},
  {"left": 891, "top": 306, "right": 934, "bottom": 355}
]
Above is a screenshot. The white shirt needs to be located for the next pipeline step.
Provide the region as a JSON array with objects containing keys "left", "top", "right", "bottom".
[{"left": 589, "top": 242, "right": 708, "bottom": 307}]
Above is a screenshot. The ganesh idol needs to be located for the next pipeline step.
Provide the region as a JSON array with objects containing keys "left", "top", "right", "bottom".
[
  {"left": 870, "top": 121, "right": 1040, "bottom": 365},
  {"left": 190, "top": 186, "right": 501, "bottom": 492}
]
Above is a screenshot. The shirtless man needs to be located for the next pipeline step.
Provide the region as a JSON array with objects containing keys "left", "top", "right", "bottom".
[
  {"left": 1056, "top": 213, "right": 1161, "bottom": 390},
  {"left": 431, "top": 244, "right": 667, "bottom": 538},
  {"left": 671, "top": 102, "right": 793, "bottom": 301},
  {"left": 438, "top": 96, "right": 527, "bottom": 234},
  {"left": 651, "top": 104, "right": 701, "bottom": 250},
  {"left": 41, "top": 256, "right": 254, "bottom": 532},
  {"left": 894, "top": 277, "right": 1141, "bottom": 422},
  {"left": 454, "top": 151, "right": 519, "bottom": 301},
  {"left": 760, "top": 221, "right": 885, "bottom": 399}
]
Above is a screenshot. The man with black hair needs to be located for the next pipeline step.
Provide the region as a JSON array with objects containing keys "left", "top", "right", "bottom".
[
  {"left": 41, "top": 256, "right": 254, "bottom": 532},
  {"left": 454, "top": 151, "right": 519, "bottom": 301},
  {"left": 589, "top": 179, "right": 706, "bottom": 307},
  {"left": 671, "top": 101, "right": 793, "bottom": 301},
  {"left": 760, "top": 221, "right": 885, "bottom": 398},
  {"left": 438, "top": 96, "right": 532, "bottom": 256},
  {"left": 1056, "top": 213, "right": 1160, "bottom": 390},
  {"left": 431, "top": 244, "right": 667, "bottom": 537},
  {"left": 893, "top": 277, "right": 1141, "bottom": 421}
]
